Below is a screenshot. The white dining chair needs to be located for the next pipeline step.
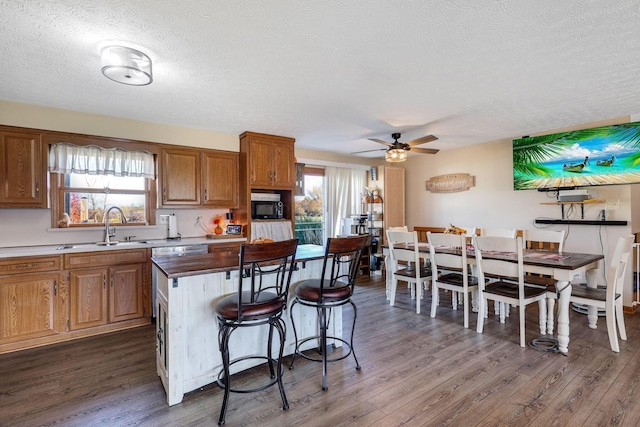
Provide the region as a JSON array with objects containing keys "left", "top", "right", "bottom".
[
  {"left": 386, "top": 230, "right": 431, "bottom": 314},
  {"left": 479, "top": 228, "right": 518, "bottom": 316},
  {"left": 427, "top": 232, "right": 478, "bottom": 328},
  {"left": 473, "top": 235, "right": 547, "bottom": 347},
  {"left": 547, "top": 235, "right": 634, "bottom": 352},
  {"left": 522, "top": 229, "right": 566, "bottom": 333},
  {"left": 480, "top": 228, "right": 517, "bottom": 238}
]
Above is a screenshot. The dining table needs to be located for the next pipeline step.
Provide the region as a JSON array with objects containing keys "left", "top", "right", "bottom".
[{"left": 382, "top": 242, "right": 604, "bottom": 354}]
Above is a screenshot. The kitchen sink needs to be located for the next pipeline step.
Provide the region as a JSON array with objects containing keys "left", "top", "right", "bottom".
[{"left": 55, "top": 241, "right": 158, "bottom": 250}]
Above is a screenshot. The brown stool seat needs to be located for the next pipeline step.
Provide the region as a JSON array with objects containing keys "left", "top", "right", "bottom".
[
  {"left": 215, "top": 292, "right": 283, "bottom": 321},
  {"left": 294, "top": 279, "right": 351, "bottom": 302}
]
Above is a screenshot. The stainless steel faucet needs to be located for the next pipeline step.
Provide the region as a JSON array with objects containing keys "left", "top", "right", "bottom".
[{"left": 104, "top": 206, "right": 127, "bottom": 244}]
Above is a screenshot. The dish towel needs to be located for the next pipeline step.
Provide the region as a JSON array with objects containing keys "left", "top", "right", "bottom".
[{"left": 251, "top": 221, "right": 293, "bottom": 241}]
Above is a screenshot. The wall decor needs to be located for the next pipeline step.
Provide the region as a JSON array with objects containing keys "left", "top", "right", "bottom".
[{"left": 426, "top": 173, "right": 475, "bottom": 193}]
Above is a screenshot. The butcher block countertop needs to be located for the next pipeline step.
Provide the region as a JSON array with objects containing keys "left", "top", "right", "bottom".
[{"left": 152, "top": 244, "right": 326, "bottom": 279}]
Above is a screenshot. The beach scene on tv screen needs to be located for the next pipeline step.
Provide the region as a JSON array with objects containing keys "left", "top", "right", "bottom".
[{"left": 513, "top": 121, "right": 640, "bottom": 190}]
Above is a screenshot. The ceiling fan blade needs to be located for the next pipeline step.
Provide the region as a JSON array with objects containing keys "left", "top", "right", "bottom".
[
  {"left": 368, "top": 138, "right": 392, "bottom": 147},
  {"left": 350, "top": 148, "right": 386, "bottom": 154},
  {"left": 410, "top": 147, "right": 440, "bottom": 154},
  {"left": 406, "top": 135, "right": 438, "bottom": 146}
]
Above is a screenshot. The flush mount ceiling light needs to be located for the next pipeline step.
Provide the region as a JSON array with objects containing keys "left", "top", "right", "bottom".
[
  {"left": 101, "top": 45, "right": 152, "bottom": 86},
  {"left": 385, "top": 148, "right": 408, "bottom": 162}
]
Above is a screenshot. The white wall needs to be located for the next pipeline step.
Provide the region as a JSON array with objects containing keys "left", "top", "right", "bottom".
[{"left": 404, "top": 132, "right": 636, "bottom": 306}]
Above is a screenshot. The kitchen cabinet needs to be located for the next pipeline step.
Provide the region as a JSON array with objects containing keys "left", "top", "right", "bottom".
[
  {"left": 0, "top": 129, "right": 47, "bottom": 208},
  {"left": 0, "top": 255, "right": 66, "bottom": 346},
  {"left": 66, "top": 249, "right": 149, "bottom": 331},
  {"left": 240, "top": 132, "right": 295, "bottom": 188},
  {"left": 239, "top": 132, "right": 296, "bottom": 241},
  {"left": 160, "top": 147, "right": 238, "bottom": 208},
  {"left": 69, "top": 263, "right": 144, "bottom": 330},
  {"left": 202, "top": 151, "right": 238, "bottom": 208}
]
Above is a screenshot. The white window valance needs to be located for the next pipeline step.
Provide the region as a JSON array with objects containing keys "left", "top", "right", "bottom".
[{"left": 49, "top": 143, "right": 155, "bottom": 179}]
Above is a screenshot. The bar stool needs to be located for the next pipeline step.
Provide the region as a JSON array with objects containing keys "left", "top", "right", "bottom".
[
  {"left": 214, "top": 238, "right": 298, "bottom": 425},
  {"left": 288, "top": 235, "right": 368, "bottom": 391}
]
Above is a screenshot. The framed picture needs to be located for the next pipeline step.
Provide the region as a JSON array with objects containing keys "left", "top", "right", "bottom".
[{"left": 226, "top": 224, "right": 242, "bottom": 235}]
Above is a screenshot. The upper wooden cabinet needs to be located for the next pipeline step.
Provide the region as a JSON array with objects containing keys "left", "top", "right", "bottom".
[
  {"left": 241, "top": 132, "right": 295, "bottom": 189},
  {"left": 0, "top": 130, "right": 47, "bottom": 208},
  {"left": 202, "top": 151, "right": 239, "bottom": 208},
  {"left": 159, "top": 147, "right": 238, "bottom": 208}
]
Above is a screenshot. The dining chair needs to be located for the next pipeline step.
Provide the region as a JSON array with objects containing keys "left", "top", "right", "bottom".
[
  {"left": 473, "top": 235, "right": 547, "bottom": 347},
  {"left": 522, "top": 229, "right": 566, "bottom": 333},
  {"left": 480, "top": 228, "right": 517, "bottom": 238},
  {"left": 547, "top": 235, "right": 634, "bottom": 352},
  {"left": 427, "top": 232, "right": 479, "bottom": 328},
  {"left": 479, "top": 228, "right": 518, "bottom": 316},
  {"left": 414, "top": 226, "right": 447, "bottom": 243},
  {"left": 214, "top": 238, "right": 299, "bottom": 425},
  {"left": 288, "top": 235, "right": 368, "bottom": 390},
  {"left": 386, "top": 230, "right": 432, "bottom": 314}
]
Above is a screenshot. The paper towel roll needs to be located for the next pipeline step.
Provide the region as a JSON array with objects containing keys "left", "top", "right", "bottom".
[{"left": 168, "top": 215, "right": 179, "bottom": 238}]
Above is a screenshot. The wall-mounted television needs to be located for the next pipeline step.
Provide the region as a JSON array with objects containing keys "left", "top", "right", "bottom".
[{"left": 513, "top": 121, "right": 640, "bottom": 190}]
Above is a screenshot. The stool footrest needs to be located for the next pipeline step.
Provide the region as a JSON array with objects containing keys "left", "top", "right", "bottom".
[
  {"left": 293, "top": 336, "right": 353, "bottom": 364},
  {"left": 216, "top": 355, "right": 283, "bottom": 394}
]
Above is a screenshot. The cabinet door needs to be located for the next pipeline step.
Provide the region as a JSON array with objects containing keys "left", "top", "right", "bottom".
[
  {"left": 0, "top": 131, "right": 46, "bottom": 207},
  {"left": 160, "top": 148, "right": 201, "bottom": 206},
  {"left": 202, "top": 151, "right": 239, "bottom": 208},
  {"left": 69, "top": 268, "right": 108, "bottom": 330},
  {"left": 272, "top": 140, "right": 295, "bottom": 187},
  {"left": 248, "top": 138, "right": 275, "bottom": 187},
  {"left": 0, "top": 273, "right": 60, "bottom": 343},
  {"left": 109, "top": 263, "right": 144, "bottom": 323}
]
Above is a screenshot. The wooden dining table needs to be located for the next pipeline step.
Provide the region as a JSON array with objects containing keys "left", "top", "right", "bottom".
[{"left": 382, "top": 243, "right": 604, "bottom": 354}]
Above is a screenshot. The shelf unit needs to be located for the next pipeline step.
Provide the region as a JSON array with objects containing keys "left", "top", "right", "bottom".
[
  {"left": 538, "top": 198, "right": 627, "bottom": 225},
  {"left": 540, "top": 198, "right": 604, "bottom": 219},
  {"left": 534, "top": 219, "right": 627, "bottom": 226}
]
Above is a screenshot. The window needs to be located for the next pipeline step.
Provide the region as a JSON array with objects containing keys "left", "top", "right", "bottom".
[
  {"left": 49, "top": 142, "right": 156, "bottom": 227},
  {"left": 294, "top": 167, "right": 324, "bottom": 245}
]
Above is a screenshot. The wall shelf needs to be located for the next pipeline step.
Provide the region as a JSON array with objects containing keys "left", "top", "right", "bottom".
[
  {"left": 534, "top": 219, "right": 627, "bottom": 226},
  {"left": 540, "top": 199, "right": 604, "bottom": 219}
]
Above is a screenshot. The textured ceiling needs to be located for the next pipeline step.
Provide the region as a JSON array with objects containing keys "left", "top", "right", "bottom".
[{"left": 1, "top": 1, "right": 640, "bottom": 158}]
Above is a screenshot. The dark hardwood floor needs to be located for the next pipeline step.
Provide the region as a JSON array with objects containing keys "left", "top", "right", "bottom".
[{"left": 2, "top": 274, "right": 639, "bottom": 426}]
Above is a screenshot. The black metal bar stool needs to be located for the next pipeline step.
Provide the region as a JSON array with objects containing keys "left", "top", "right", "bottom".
[
  {"left": 214, "top": 238, "right": 298, "bottom": 425},
  {"left": 288, "top": 235, "right": 368, "bottom": 391}
]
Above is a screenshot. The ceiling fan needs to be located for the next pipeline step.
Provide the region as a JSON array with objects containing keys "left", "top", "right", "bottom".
[{"left": 351, "top": 132, "right": 439, "bottom": 161}]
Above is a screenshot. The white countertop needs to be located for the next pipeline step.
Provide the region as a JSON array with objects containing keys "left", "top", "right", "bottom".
[{"left": 0, "top": 236, "right": 247, "bottom": 259}]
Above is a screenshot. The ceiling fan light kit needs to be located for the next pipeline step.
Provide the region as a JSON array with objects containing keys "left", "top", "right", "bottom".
[
  {"left": 357, "top": 132, "right": 439, "bottom": 162},
  {"left": 385, "top": 148, "right": 408, "bottom": 162},
  {"left": 101, "top": 45, "right": 153, "bottom": 86}
]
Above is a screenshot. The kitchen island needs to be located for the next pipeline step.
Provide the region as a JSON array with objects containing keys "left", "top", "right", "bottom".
[{"left": 152, "top": 244, "right": 339, "bottom": 406}]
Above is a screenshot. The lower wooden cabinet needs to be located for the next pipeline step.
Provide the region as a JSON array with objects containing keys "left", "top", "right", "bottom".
[
  {"left": 110, "top": 263, "right": 144, "bottom": 323},
  {"left": 0, "top": 249, "right": 150, "bottom": 354},
  {"left": 0, "top": 272, "right": 65, "bottom": 343},
  {"left": 70, "top": 263, "right": 144, "bottom": 330}
]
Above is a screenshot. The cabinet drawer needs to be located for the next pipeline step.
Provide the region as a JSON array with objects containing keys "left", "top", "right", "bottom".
[
  {"left": 0, "top": 256, "right": 62, "bottom": 276},
  {"left": 65, "top": 249, "right": 149, "bottom": 269},
  {"left": 208, "top": 243, "right": 241, "bottom": 259}
]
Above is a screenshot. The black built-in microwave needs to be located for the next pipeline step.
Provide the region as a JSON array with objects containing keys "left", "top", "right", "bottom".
[{"left": 251, "top": 200, "right": 284, "bottom": 219}]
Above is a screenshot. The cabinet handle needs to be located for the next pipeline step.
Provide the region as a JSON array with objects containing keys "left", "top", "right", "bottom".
[
  {"left": 163, "top": 188, "right": 166, "bottom": 202},
  {"left": 204, "top": 188, "right": 208, "bottom": 201},
  {"left": 54, "top": 280, "right": 57, "bottom": 296},
  {"left": 16, "top": 263, "right": 37, "bottom": 269},
  {"left": 110, "top": 273, "right": 114, "bottom": 288},
  {"left": 35, "top": 183, "right": 39, "bottom": 195},
  {"left": 103, "top": 274, "right": 106, "bottom": 289}
]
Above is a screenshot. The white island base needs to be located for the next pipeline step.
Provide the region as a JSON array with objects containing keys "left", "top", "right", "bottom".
[{"left": 155, "top": 258, "right": 342, "bottom": 406}]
